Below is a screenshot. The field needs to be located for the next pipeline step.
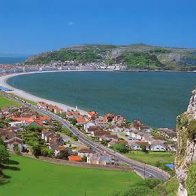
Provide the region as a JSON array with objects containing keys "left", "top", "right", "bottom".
[
  {"left": 126, "top": 151, "right": 175, "bottom": 166},
  {"left": 0, "top": 93, "right": 20, "bottom": 108},
  {"left": 0, "top": 155, "right": 142, "bottom": 196}
]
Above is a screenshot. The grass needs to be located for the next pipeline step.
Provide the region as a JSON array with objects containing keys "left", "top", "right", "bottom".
[
  {"left": 0, "top": 93, "right": 20, "bottom": 108},
  {"left": 126, "top": 151, "right": 175, "bottom": 167},
  {"left": 0, "top": 155, "right": 143, "bottom": 196}
]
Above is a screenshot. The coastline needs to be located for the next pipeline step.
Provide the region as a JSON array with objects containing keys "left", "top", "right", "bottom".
[{"left": 0, "top": 71, "right": 89, "bottom": 115}]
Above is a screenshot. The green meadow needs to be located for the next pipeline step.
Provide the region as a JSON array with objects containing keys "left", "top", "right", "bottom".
[
  {"left": 126, "top": 151, "right": 174, "bottom": 167},
  {"left": 0, "top": 93, "right": 20, "bottom": 108},
  {"left": 0, "top": 155, "right": 142, "bottom": 196}
]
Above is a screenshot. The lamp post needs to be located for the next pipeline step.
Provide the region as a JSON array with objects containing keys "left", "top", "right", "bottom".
[{"left": 143, "top": 163, "right": 146, "bottom": 179}]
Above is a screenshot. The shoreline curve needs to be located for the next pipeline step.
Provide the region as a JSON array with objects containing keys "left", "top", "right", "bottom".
[{"left": 0, "top": 71, "right": 89, "bottom": 115}]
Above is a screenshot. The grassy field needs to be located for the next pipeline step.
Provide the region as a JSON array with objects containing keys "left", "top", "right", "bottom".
[
  {"left": 126, "top": 151, "right": 175, "bottom": 166},
  {"left": 0, "top": 93, "right": 20, "bottom": 108},
  {"left": 0, "top": 155, "right": 142, "bottom": 196}
]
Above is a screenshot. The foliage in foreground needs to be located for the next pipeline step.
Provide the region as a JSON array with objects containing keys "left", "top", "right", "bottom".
[
  {"left": 113, "top": 177, "right": 179, "bottom": 196},
  {"left": 187, "top": 164, "right": 196, "bottom": 196},
  {"left": 0, "top": 138, "right": 9, "bottom": 185},
  {"left": 113, "top": 179, "right": 162, "bottom": 196}
]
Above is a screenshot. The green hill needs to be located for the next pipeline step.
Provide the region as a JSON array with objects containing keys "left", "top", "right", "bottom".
[{"left": 25, "top": 44, "right": 196, "bottom": 71}]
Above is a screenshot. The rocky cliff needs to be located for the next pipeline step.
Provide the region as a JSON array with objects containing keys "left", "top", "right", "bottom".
[{"left": 175, "top": 89, "right": 196, "bottom": 196}]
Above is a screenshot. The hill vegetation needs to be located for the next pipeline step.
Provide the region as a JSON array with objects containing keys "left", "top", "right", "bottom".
[{"left": 25, "top": 44, "right": 196, "bottom": 71}]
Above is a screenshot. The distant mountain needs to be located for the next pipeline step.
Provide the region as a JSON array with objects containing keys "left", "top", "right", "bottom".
[{"left": 25, "top": 44, "right": 196, "bottom": 71}]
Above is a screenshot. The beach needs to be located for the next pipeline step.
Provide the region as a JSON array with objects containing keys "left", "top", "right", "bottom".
[{"left": 0, "top": 71, "right": 88, "bottom": 115}]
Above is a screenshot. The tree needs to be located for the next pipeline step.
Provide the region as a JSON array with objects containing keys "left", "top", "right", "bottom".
[
  {"left": 32, "top": 143, "right": 41, "bottom": 157},
  {"left": 0, "top": 145, "right": 9, "bottom": 165},
  {"left": 0, "top": 138, "right": 5, "bottom": 146},
  {"left": 112, "top": 143, "right": 129, "bottom": 153},
  {"left": 56, "top": 149, "right": 70, "bottom": 160},
  {"left": 141, "top": 145, "right": 149, "bottom": 153}
]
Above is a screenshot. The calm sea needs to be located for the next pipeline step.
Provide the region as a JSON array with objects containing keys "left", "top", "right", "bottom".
[
  {"left": 7, "top": 71, "right": 196, "bottom": 128},
  {"left": 0, "top": 56, "right": 27, "bottom": 64}
]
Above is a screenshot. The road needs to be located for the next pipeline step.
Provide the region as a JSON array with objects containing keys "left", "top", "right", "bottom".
[{"left": 6, "top": 93, "right": 170, "bottom": 180}]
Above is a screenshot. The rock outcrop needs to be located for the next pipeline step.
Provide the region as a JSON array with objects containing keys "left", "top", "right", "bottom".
[{"left": 175, "top": 89, "right": 196, "bottom": 196}]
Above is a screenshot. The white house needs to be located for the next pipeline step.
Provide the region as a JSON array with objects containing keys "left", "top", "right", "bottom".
[
  {"left": 150, "top": 142, "right": 166, "bottom": 151},
  {"left": 129, "top": 142, "right": 141, "bottom": 150},
  {"left": 128, "top": 132, "right": 142, "bottom": 140},
  {"left": 84, "top": 122, "right": 96, "bottom": 133},
  {"left": 78, "top": 148, "right": 94, "bottom": 158},
  {"left": 9, "top": 121, "right": 28, "bottom": 127}
]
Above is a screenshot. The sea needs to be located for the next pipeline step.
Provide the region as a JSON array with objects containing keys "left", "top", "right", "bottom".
[
  {"left": 7, "top": 71, "right": 196, "bottom": 128},
  {"left": 0, "top": 56, "right": 27, "bottom": 64}
]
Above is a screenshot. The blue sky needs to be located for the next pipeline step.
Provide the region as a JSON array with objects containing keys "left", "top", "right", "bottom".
[{"left": 0, "top": 0, "right": 196, "bottom": 55}]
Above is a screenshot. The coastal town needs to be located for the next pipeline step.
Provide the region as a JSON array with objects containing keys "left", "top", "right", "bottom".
[
  {"left": 0, "top": 61, "right": 127, "bottom": 75},
  {"left": 0, "top": 86, "right": 177, "bottom": 169}
]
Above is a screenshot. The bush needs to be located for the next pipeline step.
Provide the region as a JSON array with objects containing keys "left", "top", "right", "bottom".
[
  {"left": 112, "top": 143, "right": 129, "bottom": 153},
  {"left": 187, "top": 164, "right": 196, "bottom": 196}
]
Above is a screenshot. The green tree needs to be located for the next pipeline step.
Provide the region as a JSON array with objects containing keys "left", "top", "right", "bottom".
[
  {"left": 32, "top": 143, "right": 41, "bottom": 157},
  {"left": 141, "top": 145, "right": 149, "bottom": 153},
  {"left": 112, "top": 143, "right": 129, "bottom": 153},
  {"left": 56, "top": 149, "right": 70, "bottom": 160},
  {"left": 0, "top": 145, "right": 9, "bottom": 165}
]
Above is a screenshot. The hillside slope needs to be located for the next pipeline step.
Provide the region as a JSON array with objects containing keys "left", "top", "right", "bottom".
[
  {"left": 25, "top": 44, "right": 196, "bottom": 71},
  {"left": 175, "top": 89, "right": 196, "bottom": 196}
]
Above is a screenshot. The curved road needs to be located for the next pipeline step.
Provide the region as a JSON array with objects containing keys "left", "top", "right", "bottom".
[{"left": 6, "top": 93, "right": 170, "bottom": 180}]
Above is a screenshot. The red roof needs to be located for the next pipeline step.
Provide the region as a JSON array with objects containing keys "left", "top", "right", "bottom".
[{"left": 68, "top": 155, "right": 82, "bottom": 162}]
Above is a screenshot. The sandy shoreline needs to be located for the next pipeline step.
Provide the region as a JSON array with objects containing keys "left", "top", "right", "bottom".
[{"left": 0, "top": 71, "right": 88, "bottom": 115}]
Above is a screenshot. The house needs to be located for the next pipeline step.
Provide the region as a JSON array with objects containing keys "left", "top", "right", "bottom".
[
  {"left": 48, "top": 105, "right": 63, "bottom": 114},
  {"left": 9, "top": 121, "right": 28, "bottom": 127},
  {"left": 125, "top": 127, "right": 138, "bottom": 136},
  {"left": 111, "top": 126, "right": 124, "bottom": 133},
  {"left": 11, "top": 116, "right": 35, "bottom": 124},
  {"left": 0, "top": 128, "right": 25, "bottom": 152},
  {"left": 129, "top": 142, "right": 141, "bottom": 150},
  {"left": 128, "top": 131, "right": 143, "bottom": 140},
  {"left": 68, "top": 155, "right": 82, "bottom": 162},
  {"left": 100, "top": 134, "right": 118, "bottom": 142},
  {"left": 78, "top": 148, "right": 94, "bottom": 158},
  {"left": 76, "top": 116, "right": 88, "bottom": 125},
  {"left": 38, "top": 115, "right": 51, "bottom": 124},
  {"left": 84, "top": 121, "right": 96, "bottom": 132},
  {"left": 66, "top": 110, "right": 81, "bottom": 119},
  {"left": 88, "top": 111, "right": 98, "bottom": 120},
  {"left": 42, "top": 131, "right": 55, "bottom": 142},
  {"left": 29, "top": 119, "right": 44, "bottom": 127},
  {"left": 87, "top": 126, "right": 105, "bottom": 136},
  {"left": 150, "top": 141, "right": 166, "bottom": 151},
  {"left": 133, "top": 120, "right": 143, "bottom": 131},
  {"left": 49, "top": 145, "right": 65, "bottom": 156},
  {"left": 37, "top": 102, "right": 48, "bottom": 109},
  {"left": 112, "top": 115, "right": 126, "bottom": 125},
  {"left": 87, "top": 154, "right": 113, "bottom": 165},
  {"left": 6, "top": 137, "right": 24, "bottom": 152},
  {"left": 104, "top": 113, "right": 115, "bottom": 122},
  {"left": 94, "top": 116, "right": 108, "bottom": 126}
]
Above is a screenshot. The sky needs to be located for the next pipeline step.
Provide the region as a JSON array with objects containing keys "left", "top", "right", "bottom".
[{"left": 0, "top": 0, "right": 196, "bottom": 55}]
